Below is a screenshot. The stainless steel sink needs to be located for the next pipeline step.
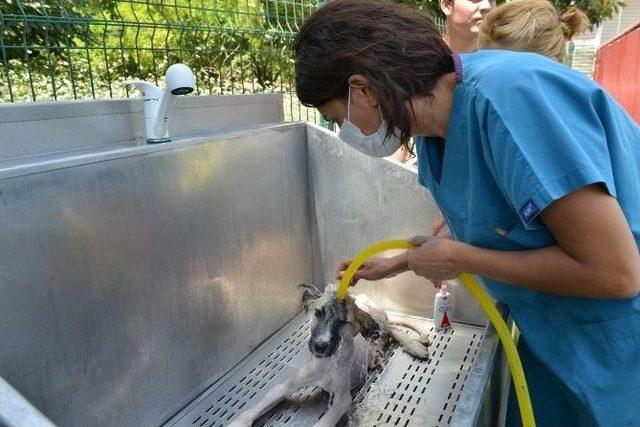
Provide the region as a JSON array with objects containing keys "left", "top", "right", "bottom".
[{"left": 0, "top": 95, "right": 504, "bottom": 427}]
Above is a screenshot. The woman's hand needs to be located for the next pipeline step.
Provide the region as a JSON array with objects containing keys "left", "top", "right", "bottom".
[
  {"left": 407, "top": 235, "right": 462, "bottom": 281},
  {"left": 430, "top": 213, "right": 454, "bottom": 287},
  {"left": 335, "top": 254, "right": 407, "bottom": 285}
]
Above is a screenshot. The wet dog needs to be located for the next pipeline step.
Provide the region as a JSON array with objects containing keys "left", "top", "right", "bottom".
[{"left": 228, "top": 284, "right": 430, "bottom": 427}]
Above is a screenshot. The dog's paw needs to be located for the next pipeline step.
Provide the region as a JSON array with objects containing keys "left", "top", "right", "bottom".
[
  {"left": 404, "top": 339, "right": 430, "bottom": 360},
  {"left": 419, "top": 332, "right": 431, "bottom": 346}
]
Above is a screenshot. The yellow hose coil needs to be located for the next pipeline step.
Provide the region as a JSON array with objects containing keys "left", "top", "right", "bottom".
[{"left": 336, "top": 239, "right": 536, "bottom": 427}]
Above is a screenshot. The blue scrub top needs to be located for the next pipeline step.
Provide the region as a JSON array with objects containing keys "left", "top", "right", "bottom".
[{"left": 415, "top": 50, "right": 640, "bottom": 427}]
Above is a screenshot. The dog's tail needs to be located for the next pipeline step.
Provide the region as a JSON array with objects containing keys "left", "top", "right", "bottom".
[{"left": 389, "top": 325, "right": 430, "bottom": 360}]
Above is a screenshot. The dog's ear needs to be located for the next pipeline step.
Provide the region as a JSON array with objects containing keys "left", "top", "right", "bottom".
[
  {"left": 298, "top": 283, "right": 323, "bottom": 314},
  {"left": 351, "top": 303, "right": 381, "bottom": 341}
]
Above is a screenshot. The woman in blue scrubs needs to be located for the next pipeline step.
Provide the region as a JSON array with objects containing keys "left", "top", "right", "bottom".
[{"left": 295, "top": 1, "right": 640, "bottom": 426}]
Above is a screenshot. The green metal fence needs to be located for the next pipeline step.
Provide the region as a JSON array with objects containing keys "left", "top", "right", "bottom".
[{"left": 0, "top": 0, "right": 443, "bottom": 123}]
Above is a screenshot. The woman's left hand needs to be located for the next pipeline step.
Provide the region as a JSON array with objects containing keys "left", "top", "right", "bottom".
[{"left": 407, "top": 235, "right": 461, "bottom": 281}]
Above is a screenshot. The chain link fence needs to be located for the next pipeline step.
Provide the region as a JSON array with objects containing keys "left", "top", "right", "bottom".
[{"left": 0, "top": 0, "right": 444, "bottom": 123}]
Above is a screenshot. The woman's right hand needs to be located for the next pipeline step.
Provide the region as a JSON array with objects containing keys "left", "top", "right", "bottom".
[
  {"left": 431, "top": 212, "right": 453, "bottom": 287},
  {"left": 335, "top": 255, "right": 404, "bottom": 285}
]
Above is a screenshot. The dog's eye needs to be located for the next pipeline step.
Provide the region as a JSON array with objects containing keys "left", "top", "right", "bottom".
[{"left": 314, "top": 307, "right": 325, "bottom": 318}]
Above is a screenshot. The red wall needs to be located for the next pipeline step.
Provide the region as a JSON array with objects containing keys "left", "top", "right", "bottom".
[{"left": 593, "top": 23, "right": 640, "bottom": 123}]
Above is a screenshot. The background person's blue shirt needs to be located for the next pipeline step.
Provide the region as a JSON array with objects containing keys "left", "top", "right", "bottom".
[{"left": 415, "top": 50, "right": 640, "bottom": 427}]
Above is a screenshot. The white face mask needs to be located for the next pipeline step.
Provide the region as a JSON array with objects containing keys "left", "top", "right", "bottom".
[{"left": 338, "top": 87, "right": 403, "bottom": 158}]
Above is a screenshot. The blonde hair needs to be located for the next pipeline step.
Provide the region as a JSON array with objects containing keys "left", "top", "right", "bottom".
[{"left": 479, "top": 0, "right": 589, "bottom": 62}]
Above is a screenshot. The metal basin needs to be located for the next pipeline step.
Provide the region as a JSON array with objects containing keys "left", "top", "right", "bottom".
[{"left": 0, "top": 96, "right": 503, "bottom": 427}]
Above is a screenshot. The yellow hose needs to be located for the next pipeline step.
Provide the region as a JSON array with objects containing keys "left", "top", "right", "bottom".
[{"left": 336, "top": 239, "right": 536, "bottom": 427}]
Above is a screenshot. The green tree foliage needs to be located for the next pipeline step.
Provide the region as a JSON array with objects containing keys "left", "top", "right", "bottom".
[
  {"left": 550, "top": 0, "right": 625, "bottom": 28},
  {"left": 0, "top": 0, "right": 626, "bottom": 102},
  {"left": 0, "top": 0, "right": 315, "bottom": 101}
]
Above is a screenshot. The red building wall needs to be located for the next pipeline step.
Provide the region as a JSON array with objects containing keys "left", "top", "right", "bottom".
[{"left": 594, "top": 23, "right": 640, "bottom": 123}]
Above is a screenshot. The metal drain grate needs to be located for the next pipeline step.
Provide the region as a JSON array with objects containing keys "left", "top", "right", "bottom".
[
  {"left": 166, "top": 313, "right": 483, "bottom": 427},
  {"left": 349, "top": 318, "right": 483, "bottom": 427}
]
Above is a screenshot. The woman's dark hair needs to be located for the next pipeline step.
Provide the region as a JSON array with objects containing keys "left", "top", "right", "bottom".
[{"left": 294, "top": 0, "right": 454, "bottom": 144}]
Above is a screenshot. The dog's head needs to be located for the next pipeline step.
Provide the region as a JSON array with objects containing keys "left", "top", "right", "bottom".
[{"left": 299, "top": 283, "right": 381, "bottom": 358}]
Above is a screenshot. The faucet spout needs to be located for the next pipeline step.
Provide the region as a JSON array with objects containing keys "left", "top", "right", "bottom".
[{"left": 124, "top": 64, "right": 195, "bottom": 144}]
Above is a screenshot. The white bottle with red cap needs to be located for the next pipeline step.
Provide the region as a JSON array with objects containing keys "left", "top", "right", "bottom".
[{"left": 434, "top": 285, "right": 452, "bottom": 331}]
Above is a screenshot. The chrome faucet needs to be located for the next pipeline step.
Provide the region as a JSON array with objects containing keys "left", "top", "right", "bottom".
[{"left": 125, "top": 63, "right": 195, "bottom": 143}]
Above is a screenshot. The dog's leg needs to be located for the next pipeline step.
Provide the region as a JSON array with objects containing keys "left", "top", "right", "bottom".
[
  {"left": 227, "top": 382, "right": 295, "bottom": 427},
  {"left": 312, "top": 374, "right": 352, "bottom": 427},
  {"left": 313, "top": 388, "right": 352, "bottom": 427},
  {"left": 387, "top": 313, "right": 431, "bottom": 345},
  {"left": 389, "top": 325, "right": 430, "bottom": 360},
  {"left": 228, "top": 358, "right": 319, "bottom": 427}
]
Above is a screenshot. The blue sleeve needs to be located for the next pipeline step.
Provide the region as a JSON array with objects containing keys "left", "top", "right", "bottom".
[{"left": 477, "top": 67, "right": 616, "bottom": 230}]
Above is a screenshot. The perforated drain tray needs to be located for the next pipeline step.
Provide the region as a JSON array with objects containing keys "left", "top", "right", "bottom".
[{"left": 166, "top": 313, "right": 484, "bottom": 427}]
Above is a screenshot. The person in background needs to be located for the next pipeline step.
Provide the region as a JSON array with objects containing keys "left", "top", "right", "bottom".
[
  {"left": 479, "top": 0, "right": 589, "bottom": 62},
  {"left": 391, "top": 0, "right": 493, "bottom": 164},
  {"left": 440, "top": 0, "right": 494, "bottom": 53}
]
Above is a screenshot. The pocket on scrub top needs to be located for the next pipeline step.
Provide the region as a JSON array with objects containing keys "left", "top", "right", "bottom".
[
  {"left": 569, "top": 312, "right": 640, "bottom": 366},
  {"left": 572, "top": 312, "right": 640, "bottom": 344},
  {"left": 463, "top": 219, "right": 524, "bottom": 250},
  {"left": 492, "top": 221, "right": 555, "bottom": 250},
  {"left": 563, "top": 312, "right": 640, "bottom": 427}
]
